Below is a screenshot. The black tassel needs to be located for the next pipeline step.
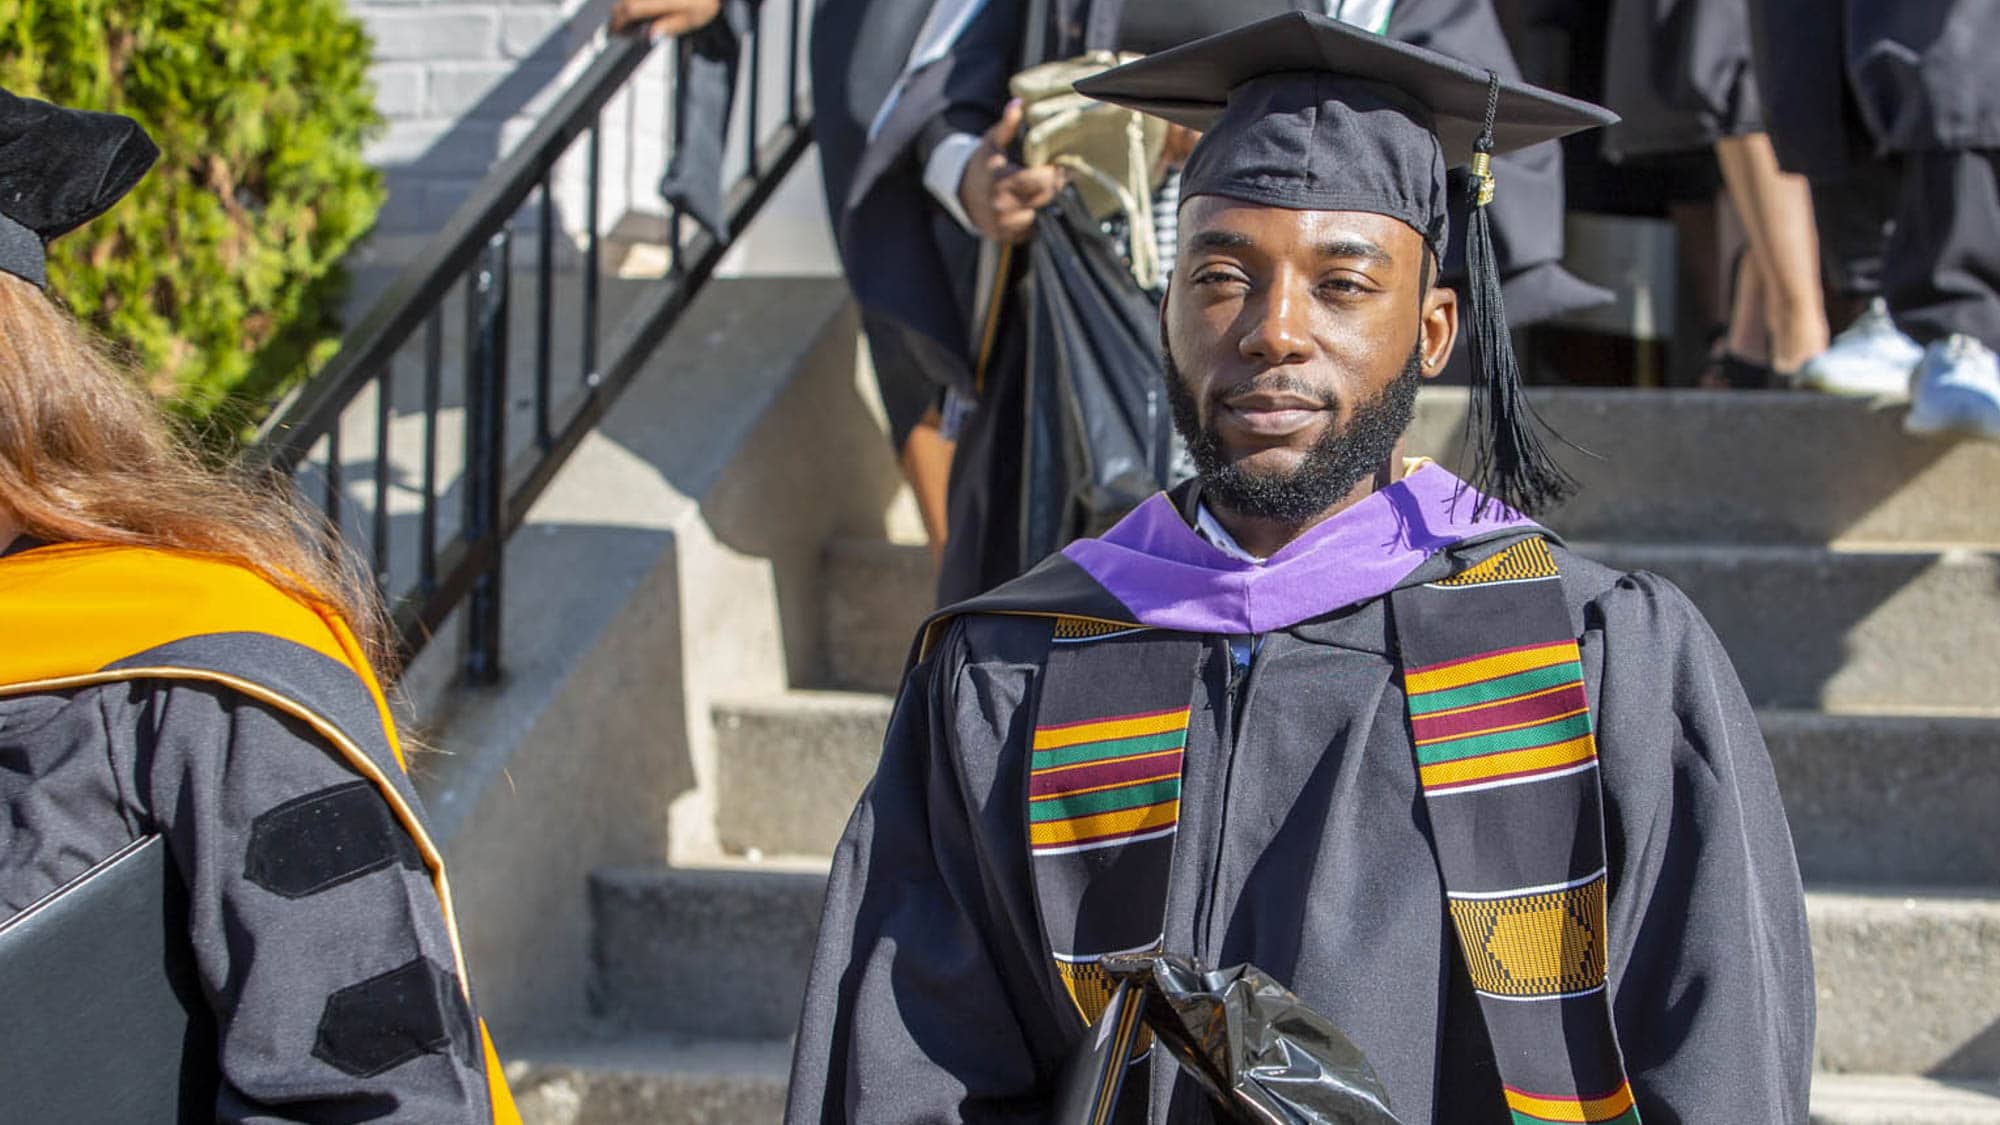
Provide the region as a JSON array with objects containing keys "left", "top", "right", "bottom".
[{"left": 1460, "top": 73, "right": 1578, "bottom": 519}]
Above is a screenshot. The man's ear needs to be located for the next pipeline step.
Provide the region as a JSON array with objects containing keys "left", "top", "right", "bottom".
[{"left": 1420, "top": 284, "right": 1458, "bottom": 378}]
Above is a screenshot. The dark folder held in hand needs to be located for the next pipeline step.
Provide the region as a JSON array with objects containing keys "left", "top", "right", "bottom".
[{"left": 0, "top": 834, "right": 216, "bottom": 1124}]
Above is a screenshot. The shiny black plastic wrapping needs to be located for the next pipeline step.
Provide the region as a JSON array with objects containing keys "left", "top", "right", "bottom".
[
  {"left": 1018, "top": 188, "right": 1181, "bottom": 569},
  {"left": 1056, "top": 953, "right": 1406, "bottom": 1125}
]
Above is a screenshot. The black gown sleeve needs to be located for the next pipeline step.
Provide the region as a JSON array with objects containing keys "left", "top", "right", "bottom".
[
  {"left": 1586, "top": 572, "right": 1815, "bottom": 1124},
  {"left": 906, "top": 0, "right": 1030, "bottom": 160},
  {"left": 110, "top": 681, "right": 492, "bottom": 1123},
  {"left": 786, "top": 623, "right": 1055, "bottom": 1124}
]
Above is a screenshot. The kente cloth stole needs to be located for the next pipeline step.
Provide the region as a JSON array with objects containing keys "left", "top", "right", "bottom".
[
  {"left": 1024, "top": 617, "right": 1205, "bottom": 1035},
  {"left": 1391, "top": 537, "right": 1642, "bottom": 1125}
]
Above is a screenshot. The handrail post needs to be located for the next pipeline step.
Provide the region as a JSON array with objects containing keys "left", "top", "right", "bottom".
[
  {"left": 462, "top": 230, "right": 511, "bottom": 685},
  {"left": 253, "top": 26, "right": 816, "bottom": 669}
]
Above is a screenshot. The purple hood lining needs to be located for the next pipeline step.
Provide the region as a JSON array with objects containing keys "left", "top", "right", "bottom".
[{"left": 1059, "top": 466, "right": 1540, "bottom": 635}]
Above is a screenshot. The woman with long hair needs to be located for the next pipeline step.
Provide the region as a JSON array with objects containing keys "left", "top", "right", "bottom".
[{"left": 0, "top": 90, "right": 519, "bottom": 1122}]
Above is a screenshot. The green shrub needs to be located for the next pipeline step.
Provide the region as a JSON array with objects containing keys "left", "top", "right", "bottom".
[{"left": 0, "top": 0, "right": 385, "bottom": 439}]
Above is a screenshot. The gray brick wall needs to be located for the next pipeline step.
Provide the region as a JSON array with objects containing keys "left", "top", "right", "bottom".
[
  {"left": 356, "top": 0, "right": 667, "bottom": 247},
  {"left": 351, "top": 0, "right": 835, "bottom": 277}
]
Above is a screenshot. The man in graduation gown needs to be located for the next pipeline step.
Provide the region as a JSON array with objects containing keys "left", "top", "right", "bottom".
[
  {"left": 787, "top": 14, "right": 1813, "bottom": 1124},
  {"left": 852, "top": 0, "right": 1608, "bottom": 607},
  {"left": 854, "top": 0, "right": 1606, "bottom": 382}
]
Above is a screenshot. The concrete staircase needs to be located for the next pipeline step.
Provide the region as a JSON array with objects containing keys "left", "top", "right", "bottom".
[{"left": 506, "top": 388, "right": 2000, "bottom": 1124}]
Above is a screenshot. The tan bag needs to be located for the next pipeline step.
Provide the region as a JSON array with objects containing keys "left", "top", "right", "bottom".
[{"left": 1008, "top": 51, "right": 1170, "bottom": 288}]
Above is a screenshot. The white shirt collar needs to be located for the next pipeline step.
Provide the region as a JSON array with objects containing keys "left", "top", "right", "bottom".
[
  {"left": 1194, "top": 503, "right": 1268, "bottom": 565},
  {"left": 1191, "top": 459, "right": 1439, "bottom": 567}
]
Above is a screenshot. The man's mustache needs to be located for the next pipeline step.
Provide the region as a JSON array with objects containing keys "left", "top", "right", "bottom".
[{"left": 1214, "top": 373, "right": 1337, "bottom": 410}]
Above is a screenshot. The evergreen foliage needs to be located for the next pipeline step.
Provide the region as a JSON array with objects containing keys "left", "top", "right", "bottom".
[{"left": 0, "top": 0, "right": 385, "bottom": 437}]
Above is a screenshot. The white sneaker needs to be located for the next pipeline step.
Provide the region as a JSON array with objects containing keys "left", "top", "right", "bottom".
[
  {"left": 1798, "top": 299, "right": 1924, "bottom": 401},
  {"left": 1904, "top": 334, "right": 2000, "bottom": 441}
]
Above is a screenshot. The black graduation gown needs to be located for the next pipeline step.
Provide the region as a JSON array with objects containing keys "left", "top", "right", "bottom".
[
  {"left": 1599, "top": 0, "right": 1762, "bottom": 163},
  {"left": 873, "top": 0, "right": 1102, "bottom": 609},
  {"left": 1388, "top": 0, "right": 1612, "bottom": 327},
  {"left": 810, "top": 0, "right": 959, "bottom": 451},
  {"left": 836, "top": 0, "right": 1058, "bottom": 398},
  {"left": 0, "top": 681, "right": 496, "bottom": 1121},
  {"left": 809, "top": 0, "right": 932, "bottom": 229},
  {"left": 1752, "top": 0, "right": 2000, "bottom": 180},
  {"left": 1746, "top": 1, "right": 2000, "bottom": 344},
  {"left": 0, "top": 544, "right": 504, "bottom": 1121},
  {"left": 786, "top": 538, "right": 1814, "bottom": 1123}
]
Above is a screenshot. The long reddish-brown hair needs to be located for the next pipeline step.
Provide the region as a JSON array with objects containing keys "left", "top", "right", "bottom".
[{"left": 0, "top": 271, "right": 396, "bottom": 685}]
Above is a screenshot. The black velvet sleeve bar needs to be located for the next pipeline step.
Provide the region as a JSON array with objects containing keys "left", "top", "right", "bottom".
[{"left": 0, "top": 87, "right": 157, "bottom": 286}]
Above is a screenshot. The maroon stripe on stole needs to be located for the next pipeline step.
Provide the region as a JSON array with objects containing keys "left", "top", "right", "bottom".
[
  {"left": 1410, "top": 682, "right": 1589, "bottom": 743},
  {"left": 1030, "top": 749, "right": 1186, "bottom": 799}
]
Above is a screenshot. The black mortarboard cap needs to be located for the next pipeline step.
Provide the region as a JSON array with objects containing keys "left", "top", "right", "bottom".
[
  {"left": 0, "top": 88, "right": 159, "bottom": 289},
  {"left": 1077, "top": 12, "right": 1617, "bottom": 517}
]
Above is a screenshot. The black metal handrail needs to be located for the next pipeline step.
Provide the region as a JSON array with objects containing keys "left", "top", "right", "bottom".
[{"left": 252, "top": 20, "right": 814, "bottom": 684}]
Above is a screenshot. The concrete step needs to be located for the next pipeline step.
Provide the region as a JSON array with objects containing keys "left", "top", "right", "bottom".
[
  {"left": 821, "top": 537, "right": 932, "bottom": 694},
  {"left": 1811, "top": 888, "right": 2000, "bottom": 1078},
  {"left": 822, "top": 537, "right": 2000, "bottom": 711},
  {"left": 713, "top": 692, "right": 890, "bottom": 858},
  {"left": 1578, "top": 542, "right": 2000, "bottom": 711},
  {"left": 711, "top": 695, "right": 2000, "bottom": 886},
  {"left": 589, "top": 862, "right": 829, "bottom": 1041},
  {"left": 508, "top": 1037, "right": 790, "bottom": 1125},
  {"left": 1405, "top": 388, "right": 2000, "bottom": 549},
  {"left": 1767, "top": 711, "right": 2000, "bottom": 887},
  {"left": 589, "top": 865, "right": 2000, "bottom": 1078},
  {"left": 1810, "top": 1075, "right": 2000, "bottom": 1124}
]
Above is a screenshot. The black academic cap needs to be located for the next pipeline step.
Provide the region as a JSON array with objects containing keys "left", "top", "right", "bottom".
[
  {"left": 1076, "top": 11, "right": 1618, "bottom": 517},
  {"left": 0, "top": 88, "right": 159, "bottom": 289},
  {"left": 1077, "top": 11, "right": 1613, "bottom": 165}
]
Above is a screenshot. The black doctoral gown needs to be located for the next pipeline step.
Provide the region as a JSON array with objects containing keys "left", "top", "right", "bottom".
[
  {"left": 1750, "top": 0, "right": 2000, "bottom": 180},
  {"left": 0, "top": 542, "right": 508, "bottom": 1122},
  {"left": 786, "top": 469, "right": 1814, "bottom": 1124}
]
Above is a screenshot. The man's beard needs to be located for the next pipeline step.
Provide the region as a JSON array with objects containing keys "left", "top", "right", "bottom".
[{"left": 1164, "top": 341, "right": 1424, "bottom": 526}]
